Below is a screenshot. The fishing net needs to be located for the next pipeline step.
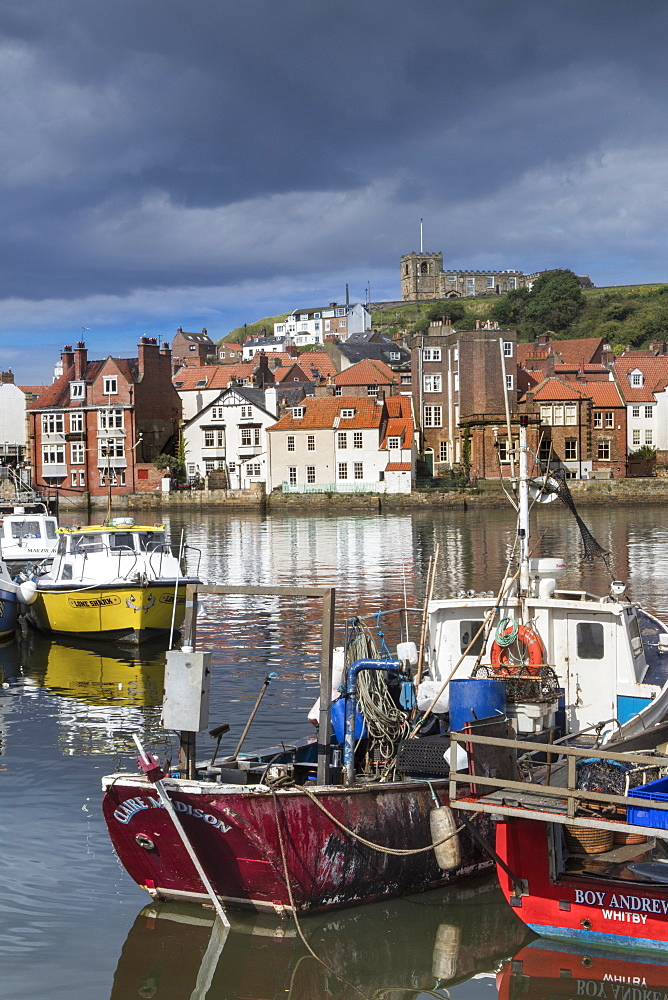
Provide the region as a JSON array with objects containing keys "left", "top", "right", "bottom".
[{"left": 537, "top": 474, "right": 609, "bottom": 566}]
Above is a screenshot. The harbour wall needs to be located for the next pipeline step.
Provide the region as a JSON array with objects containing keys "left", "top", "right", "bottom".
[{"left": 54, "top": 477, "right": 668, "bottom": 515}]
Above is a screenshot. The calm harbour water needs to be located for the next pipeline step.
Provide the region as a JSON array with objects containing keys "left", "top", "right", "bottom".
[{"left": 2, "top": 502, "right": 667, "bottom": 999}]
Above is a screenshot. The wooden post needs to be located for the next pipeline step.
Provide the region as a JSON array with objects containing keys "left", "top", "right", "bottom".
[
  {"left": 317, "top": 588, "right": 336, "bottom": 786},
  {"left": 179, "top": 730, "right": 197, "bottom": 779}
]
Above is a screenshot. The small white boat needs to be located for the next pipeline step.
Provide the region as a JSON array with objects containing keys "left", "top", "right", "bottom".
[
  {"left": 0, "top": 504, "right": 59, "bottom": 569},
  {"left": 25, "top": 517, "right": 201, "bottom": 645}
]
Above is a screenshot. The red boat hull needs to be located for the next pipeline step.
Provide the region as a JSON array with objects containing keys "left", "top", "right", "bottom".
[
  {"left": 496, "top": 817, "right": 668, "bottom": 951},
  {"left": 102, "top": 775, "right": 492, "bottom": 914}
]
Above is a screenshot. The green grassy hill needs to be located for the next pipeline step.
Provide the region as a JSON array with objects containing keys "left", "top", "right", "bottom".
[
  {"left": 218, "top": 314, "right": 289, "bottom": 345},
  {"left": 218, "top": 281, "right": 668, "bottom": 352}
]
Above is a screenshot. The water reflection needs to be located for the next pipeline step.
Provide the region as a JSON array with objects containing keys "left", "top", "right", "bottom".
[
  {"left": 4, "top": 506, "right": 668, "bottom": 1000},
  {"left": 497, "top": 937, "right": 668, "bottom": 999},
  {"left": 109, "top": 879, "right": 528, "bottom": 1000}
]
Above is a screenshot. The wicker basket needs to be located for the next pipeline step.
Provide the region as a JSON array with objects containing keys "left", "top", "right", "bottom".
[
  {"left": 564, "top": 824, "right": 614, "bottom": 855},
  {"left": 613, "top": 831, "right": 648, "bottom": 846}
]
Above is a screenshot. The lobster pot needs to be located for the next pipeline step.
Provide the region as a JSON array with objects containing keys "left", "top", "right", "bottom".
[{"left": 449, "top": 679, "right": 506, "bottom": 734}]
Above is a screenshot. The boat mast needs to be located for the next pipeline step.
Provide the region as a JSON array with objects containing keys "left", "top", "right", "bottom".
[{"left": 518, "top": 414, "right": 530, "bottom": 595}]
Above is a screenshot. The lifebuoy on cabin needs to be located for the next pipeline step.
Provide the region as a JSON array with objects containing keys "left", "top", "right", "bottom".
[{"left": 490, "top": 617, "right": 545, "bottom": 672}]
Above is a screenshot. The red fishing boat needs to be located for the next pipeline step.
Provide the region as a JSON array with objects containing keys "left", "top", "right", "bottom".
[{"left": 450, "top": 728, "right": 668, "bottom": 952}]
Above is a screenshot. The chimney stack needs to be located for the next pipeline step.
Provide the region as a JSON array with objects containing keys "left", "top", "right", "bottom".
[
  {"left": 61, "top": 345, "right": 74, "bottom": 372},
  {"left": 74, "top": 341, "right": 87, "bottom": 379},
  {"left": 138, "top": 336, "right": 159, "bottom": 376}
]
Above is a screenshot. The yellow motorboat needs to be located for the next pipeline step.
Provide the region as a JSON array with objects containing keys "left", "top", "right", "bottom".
[{"left": 26, "top": 518, "right": 201, "bottom": 645}]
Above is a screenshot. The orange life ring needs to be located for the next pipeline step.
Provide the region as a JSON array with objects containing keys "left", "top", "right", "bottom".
[{"left": 490, "top": 623, "right": 545, "bottom": 673}]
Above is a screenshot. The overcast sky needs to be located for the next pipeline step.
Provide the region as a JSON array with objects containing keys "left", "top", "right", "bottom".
[{"left": 3, "top": 0, "right": 668, "bottom": 383}]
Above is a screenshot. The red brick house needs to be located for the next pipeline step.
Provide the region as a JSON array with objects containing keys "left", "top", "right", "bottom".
[
  {"left": 27, "top": 339, "right": 181, "bottom": 497},
  {"left": 521, "top": 376, "right": 627, "bottom": 479},
  {"left": 171, "top": 327, "right": 216, "bottom": 368}
]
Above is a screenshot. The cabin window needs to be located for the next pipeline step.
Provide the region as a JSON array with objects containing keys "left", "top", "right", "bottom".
[
  {"left": 628, "top": 614, "right": 643, "bottom": 659},
  {"left": 61, "top": 564, "right": 73, "bottom": 580},
  {"left": 11, "top": 520, "right": 42, "bottom": 538},
  {"left": 138, "top": 532, "right": 166, "bottom": 551},
  {"left": 576, "top": 622, "right": 604, "bottom": 659},
  {"left": 460, "top": 621, "right": 485, "bottom": 656},
  {"left": 109, "top": 533, "right": 136, "bottom": 551},
  {"left": 71, "top": 534, "right": 104, "bottom": 553},
  {"left": 46, "top": 522, "right": 57, "bottom": 539}
]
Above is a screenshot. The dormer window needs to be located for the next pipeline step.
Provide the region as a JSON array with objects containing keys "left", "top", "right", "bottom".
[
  {"left": 630, "top": 369, "right": 644, "bottom": 387},
  {"left": 387, "top": 436, "right": 401, "bottom": 449},
  {"left": 70, "top": 382, "right": 85, "bottom": 399},
  {"left": 195, "top": 379, "right": 207, "bottom": 388},
  {"left": 292, "top": 407, "right": 305, "bottom": 418},
  {"left": 341, "top": 408, "right": 355, "bottom": 418},
  {"left": 103, "top": 377, "right": 117, "bottom": 395}
]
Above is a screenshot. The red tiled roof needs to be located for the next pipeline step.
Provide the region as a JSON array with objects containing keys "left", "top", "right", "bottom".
[
  {"left": 613, "top": 356, "right": 668, "bottom": 402},
  {"left": 381, "top": 417, "right": 413, "bottom": 449},
  {"left": 19, "top": 385, "right": 48, "bottom": 396},
  {"left": 518, "top": 337, "right": 603, "bottom": 368},
  {"left": 385, "top": 462, "right": 412, "bottom": 471},
  {"left": 295, "top": 351, "right": 337, "bottom": 378},
  {"left": 523, "top": 378, "right": 590, "bottom": 402},
  {"left": 173, "top": 364, "right": 256, "bottom": 390},
  {"left": 575, "top": 381, "right": 623, "bottom": 407},
  {"left": 334, "top": 359, "right": 397, "bottom": 386},
  {"left": 384, "top": 396, "right": 413, "bottom": 418},
  {"left": 268, "top": 396, "right": 385, "bottom": 431}
]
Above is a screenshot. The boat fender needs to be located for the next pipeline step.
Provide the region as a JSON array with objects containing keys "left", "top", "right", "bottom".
[
  {"left": 18, "top": 580, "right": 38, "bottom": 605},
  {"left": 430, "top": 805, "right": 461, "bottom": 871},
  {"left": 431, "top": 923, "right": 462, "bottom": 980}
]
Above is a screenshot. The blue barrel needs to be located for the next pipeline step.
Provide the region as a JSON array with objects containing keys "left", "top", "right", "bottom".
[{"left": 449, "top": 678, "right": 506, "bottom": 732}]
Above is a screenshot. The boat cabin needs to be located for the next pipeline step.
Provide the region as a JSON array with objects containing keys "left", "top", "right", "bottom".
[
  {"left": 47, "top": 519, "right": 179, "bottom": 585},
  {"left": 427, "top": 557, "right": 659, "bottom": 742},
  {"left": 0, "top": 507, "right": 59, "bottom": 565}
]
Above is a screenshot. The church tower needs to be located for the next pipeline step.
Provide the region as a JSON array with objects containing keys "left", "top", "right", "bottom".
[{"left": 401, "top": 252, "right": 444, "bottom": 301}]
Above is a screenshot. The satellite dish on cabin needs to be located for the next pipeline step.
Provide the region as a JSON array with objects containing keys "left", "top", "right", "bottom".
[{"left": 528, "top": 477, "right": 560, "bottom": 504}]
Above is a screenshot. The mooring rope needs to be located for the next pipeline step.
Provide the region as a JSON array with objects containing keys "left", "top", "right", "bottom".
[{"left": 298, "top": 784, "right": 464, "bottom": 856}]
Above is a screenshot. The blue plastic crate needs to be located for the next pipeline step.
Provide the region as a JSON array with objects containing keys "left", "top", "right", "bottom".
[{"left": 627, "top": 775, "right": 668, "bottom": 830}]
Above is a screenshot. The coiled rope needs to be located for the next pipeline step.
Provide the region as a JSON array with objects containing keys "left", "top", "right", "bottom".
[{"left": 494, "top": 616, "right": 518, "bottom": 647}]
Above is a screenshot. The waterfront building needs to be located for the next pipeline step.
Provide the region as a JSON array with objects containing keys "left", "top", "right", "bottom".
[
  {"left": 408, "top": 321, "right": 518, "bottom": 478},
  {"left": 27, "top": 339, "right": 180, "bottom": 498},
  {"left": 521, "top": 377, "right": 627, "bottom": 479},
  {"left": 182, "top": 384, "right": 282, "bottom": 489},
  {"left": 614, "top": 354, "right": 668, "bottom": 464},
  {"left": 266, "top": 394, "right": 415, "bottom": 494}
]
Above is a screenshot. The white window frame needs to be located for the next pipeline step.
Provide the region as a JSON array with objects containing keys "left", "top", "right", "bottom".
[
  {"left": 70, "top": 442, "right": 85, "bottom": 465},
  {"left": 423, "top": 405, "right": 442, "bottom": 428},
  {"left": 422, "top": 348, "right": 442, "bottom": 362},
  {"left": 286, "top": 435, "right": 295, "bottom": 452},
  {"left": 103, "top": 376, "right": 118, "bottom": 395},
  {"left": 306, "top": 466, "right": 316, "bottom": 484},
  {"left": 353, "top": 432, "right": 363, "bottom": 449},
  {"left": 337, "top": 432, "right": 348, "bottom": 449},
  {"left": 424, "top": 373, "right": 442, "bottom": 393},
  {"left": 42, "top": 413, "right": 64, "bottom": 434},
  {"left": 503, "top": 342, "right": 513, "bottom": 357},
  {"left": 337, "top": 462, "right": 348, "bottom": 480},
  {"left": 353, "top": 462, "right": 364, "bottom": 480},
  {"left": 70, "top": 382, "right": 85, "bottom": 399},
  {"left": 70, "top": 412, "right": 84, "bottom": 432}
]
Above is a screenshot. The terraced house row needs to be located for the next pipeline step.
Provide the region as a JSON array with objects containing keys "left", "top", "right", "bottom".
[{"left": 9, "top": 323, "right": 668, "bottom": 498}]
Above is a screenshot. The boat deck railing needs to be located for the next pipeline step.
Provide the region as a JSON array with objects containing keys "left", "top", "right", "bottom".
[{"left": 448, "top": 730, "right": 668, "bottom": 839}]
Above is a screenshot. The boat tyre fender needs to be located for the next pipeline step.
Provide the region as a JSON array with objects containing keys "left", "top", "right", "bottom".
[{"left": 490, "top": 619, "right": 545, "bottom": 672}]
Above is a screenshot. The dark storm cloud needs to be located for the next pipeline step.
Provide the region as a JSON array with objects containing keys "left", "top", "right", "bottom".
[{"left": 3, "top": 0, "right": 668, "bottom": 376}]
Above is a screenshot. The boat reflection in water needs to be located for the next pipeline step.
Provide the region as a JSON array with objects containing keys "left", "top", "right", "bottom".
[
  {"left": 108, "top": 878, "right": 528, "bottom": 1000},
  {"left": 20, "top": 628, "right": 169, "bottom": 756},
  {"left": 497, "top": 937, "right": 668, "bottom": 1000}
]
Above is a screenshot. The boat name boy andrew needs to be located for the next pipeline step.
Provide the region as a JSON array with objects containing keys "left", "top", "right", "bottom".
[
  {"left": 113, "top": 795, "right": 232, "bottom": 832},
  {"left": 575, "top": 888, "right": 668, "bottom": 914}
]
